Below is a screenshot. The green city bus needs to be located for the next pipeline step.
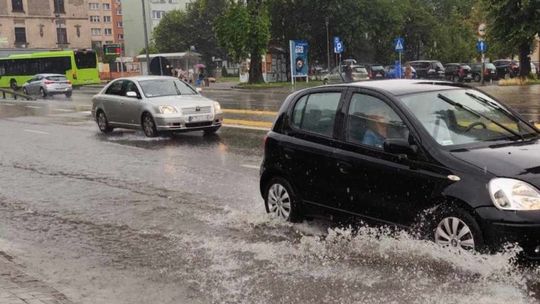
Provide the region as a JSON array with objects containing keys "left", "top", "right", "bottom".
[{"left": 0, "top": 50, "right": 100, "bottom": 89}]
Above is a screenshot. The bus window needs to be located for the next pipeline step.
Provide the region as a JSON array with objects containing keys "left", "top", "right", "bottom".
[{"left": 74, "top": 51, "right": 97, "bottom": 69}]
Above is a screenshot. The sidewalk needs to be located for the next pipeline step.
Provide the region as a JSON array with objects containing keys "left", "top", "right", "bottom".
[{"left": 0, "top": 253, "right": 73, "bottom": 304}]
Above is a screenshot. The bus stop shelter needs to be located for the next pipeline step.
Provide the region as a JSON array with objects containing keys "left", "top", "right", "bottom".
[{"left": 136, "top": 52, "right": 201, "bottom": 76}]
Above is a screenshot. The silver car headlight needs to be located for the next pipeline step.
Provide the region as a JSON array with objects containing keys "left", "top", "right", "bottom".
[
  {"left": 489, "top": 178, "right": 540, "bottom": 211},
  {"left": 159, "top": 105, "right": 178, "bottom": 114},
  {"left": 213, "top": 101, "right": 222, "bottom": 114}
]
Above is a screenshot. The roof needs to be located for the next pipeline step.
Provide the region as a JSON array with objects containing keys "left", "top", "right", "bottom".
[
  {"left": 108, "top": 75, "right": 178, "bottom": 82},
  {"left": 136, "top": 52, "right": 201, "bottom": 61},
  {"left": 335, "top": 79, "right": 464, "bottom": 96}
]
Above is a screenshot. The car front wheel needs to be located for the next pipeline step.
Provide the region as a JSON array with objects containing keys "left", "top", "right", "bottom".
[
  {"left": 96, "top": 110, "right": 113, "bottom": 133},
  {"left": 432, "top": 207, "right": 484, "bottom": 252},
  {"left": 142, "top": 113, "right": 158, "bottom": 137},
  {"left": 265, "top": 177, "right": 302, "bottom": 222}
]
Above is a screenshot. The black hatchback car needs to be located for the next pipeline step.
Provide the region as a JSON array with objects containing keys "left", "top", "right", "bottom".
[{"left": 260, "top": 80, "right": 540, "bottom": 259}]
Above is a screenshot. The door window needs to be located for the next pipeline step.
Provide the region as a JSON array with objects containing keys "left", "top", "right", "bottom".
[
  {"left": 346, "top": 93, "right": 409, "bottom": 148},
  {"left": 105, "top": 80, "right": 124, "bottom": 95},
  {"left": 123, "top": 81, "right": 140, "bottom": 98},
  {"left": 291, "top": 92, "right": 341, "bottom": 137}
]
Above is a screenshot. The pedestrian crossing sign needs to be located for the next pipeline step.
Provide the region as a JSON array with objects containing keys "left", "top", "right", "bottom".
[{"left": 395, "top": 37, "right": 404, "bottom": 53}]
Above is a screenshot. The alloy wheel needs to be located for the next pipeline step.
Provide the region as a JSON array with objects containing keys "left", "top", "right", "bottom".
[
  {"left": 142, "top": 115, "right": 157, "bottom": 137},
  {"left": 434, "top": 217, "right": 475, "bottom": 250},
  {"left": 267, "top": 183, "right": 291, "bottom": 219},
  {"left": 97, "top": 112, "right": 108, "bottom": 131}
]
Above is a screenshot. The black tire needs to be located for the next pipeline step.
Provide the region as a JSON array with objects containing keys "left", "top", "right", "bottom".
[
  {"left": 264, "top": 177, "right": 302, "bottom": 222},
  {"left": 323, "top": 78, "right": 328, "bottom": 85},
  {"left": 40, "top": 87, "right": 47, "bottom": 98},
  {"left": 65, "top": 91, "right": 72, "bottom": 98},
  {"left": 474, "top": 74, "right": 481, "bottom": 82},
  {"left": 142, "top": 113, "right": 158, "bottom": 137},
  {"left": 10, "top": 79, "right": 17, "bottom": 91},
  {"left": 427, "top": 206, "right": 485, "bottom": 252},
  {"left": 22, "top": 88, "right": 28, "bottom": 95},
  {"left": 452, "top": 75, "right": 459, "bottom": 82},
  {"left": 203, "top": 126, "right": 220, "bottom": 135},
  {"left": 96, "top": 110, "right": 113, "bottom": 133}
]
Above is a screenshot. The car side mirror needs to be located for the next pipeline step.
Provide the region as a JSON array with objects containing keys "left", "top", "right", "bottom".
[
  {"left": 384, "top": 138, "right": 417, "bottom": 157},
  {"left": 196, "top": 87, "right": 202, "bottom": 93},
  {"left": 126, "top": 91, "right": 138, "bottom": 98}
]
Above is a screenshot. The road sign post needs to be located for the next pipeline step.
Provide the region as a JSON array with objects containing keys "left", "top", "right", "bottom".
[
  {"left": 333, "top": 36, "right": 344, "bottom": 78},
  {"left": 394, "top": 37, "right": 404, "bottom": 79},
  {"left": 476, "top": 39, "right": 488, "bottom": 85}
]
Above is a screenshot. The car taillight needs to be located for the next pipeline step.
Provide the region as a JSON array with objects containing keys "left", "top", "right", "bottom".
[
  {"left": 44, "top": 80, "right": 54, "bottom": 85},
  {"left": 67, "top": 80, "right": 72, "bottom": 85}
]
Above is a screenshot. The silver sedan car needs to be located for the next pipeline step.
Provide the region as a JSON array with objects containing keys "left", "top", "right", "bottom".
[
  {"left": 22, "top": 74, "right": 73, "bottom": 98},
  {"left": 91, "top": 76, "right": 223, "bottom": 137}
]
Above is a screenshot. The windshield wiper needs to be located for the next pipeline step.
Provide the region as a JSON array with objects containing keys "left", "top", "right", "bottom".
[{"left": 437, "top": 93, "right": 524, "bottom": 141}]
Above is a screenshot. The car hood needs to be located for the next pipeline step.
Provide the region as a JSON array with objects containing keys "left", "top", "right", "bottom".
[
  {"left": 146, "top": 94, "right": 215, "bottom": 108},
  {"left": 450, "top": 139, "right": 540, "bottom": 186}
]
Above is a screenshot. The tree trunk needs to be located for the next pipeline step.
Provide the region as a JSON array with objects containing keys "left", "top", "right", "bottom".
[
  {"left": 518, "top": 42, "right": 531, "bottom": 79},
  {"left": 248, "top": 53, "right": 264, "bottom": 83},
  {"left": 247, "top": 0, "right": 265, "bottom": 84}
]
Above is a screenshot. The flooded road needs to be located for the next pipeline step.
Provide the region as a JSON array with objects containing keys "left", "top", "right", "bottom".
[{"left": 0, "top": 85, "right": 539, "bottom": 303}]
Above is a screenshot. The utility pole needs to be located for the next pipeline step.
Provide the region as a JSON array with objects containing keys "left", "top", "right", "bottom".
[
  {"left": 325, "top": 17, "right": 330, "bottom": 71},
  {"left": 141, "top": 0, "right": 151, "bottom": 75}
]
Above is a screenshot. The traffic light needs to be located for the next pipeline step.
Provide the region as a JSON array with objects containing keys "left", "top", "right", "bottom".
[{"left": 104, "top": 44, "right": 122, "bottom": 56}]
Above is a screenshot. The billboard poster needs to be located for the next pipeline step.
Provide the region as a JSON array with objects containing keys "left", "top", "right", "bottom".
[{"left": 290, "top": 40, "right": 309, "bottom": 77}]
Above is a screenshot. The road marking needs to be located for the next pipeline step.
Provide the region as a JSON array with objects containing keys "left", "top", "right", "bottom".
[
  {"left": 54, "top": 108, "right": 73, "bottom": 112},
  {"left": 1, "top": 103, "right": 15, "bottom": 106},
  {"left": 223, "top": 109, "right": 277, "bottom": 116},
  {"left": 241, "top": 164, "right": 260, "bottom": 170},
  {"left": 223, "top": 118, "right": 272, "bottom": 129},
  {"left": 25, "top": 105, "right": 42, "bottom": 109},
  {"left": 23, "top": 129, "right": 50, "bottom": 135}
]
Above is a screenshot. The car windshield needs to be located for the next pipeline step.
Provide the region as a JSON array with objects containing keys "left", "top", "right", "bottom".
[
  {"left": 138, "top": 79, "right": 197, "bottom": 98},
  {"left": 353, "top": 67, "right": 367, "bottom": 73},
  {"left": 485, "top": 63, "right": 496, "bottom": 69},
  {"left": 400, "top": 89, "right": 538, "bottom": 147},
  {"left": 371, "top": 65, "right": 384, "bottom": 71}
]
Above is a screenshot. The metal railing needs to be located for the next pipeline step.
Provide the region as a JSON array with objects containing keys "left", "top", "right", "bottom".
[{"left": 0, "top": 88, "right": 35, "bottom": 101}]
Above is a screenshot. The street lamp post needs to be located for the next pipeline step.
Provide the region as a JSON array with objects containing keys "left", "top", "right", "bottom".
[
  {"left": 325, "top": 17, "right": 330, "bottom": 71},
  {"left": 141, "top": 0, "right": 151, "bottom": 75}
]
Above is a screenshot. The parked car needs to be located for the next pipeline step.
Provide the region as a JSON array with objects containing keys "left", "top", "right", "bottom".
[
  {"left": 260, "top": 79, "right": 540, "bottom": 260},
  {"left": 22, "top": 74, "right": 72, "bottom": 98},
  {"left": 493, "top": 59, "right": 519, "bottom": 79},
  {"left": 358, "top": 63, "right": 386, "bottom": 79},
  {"left": 444, "top": 63, "right": 473, "bottom": 82},
  {"left": 91, "top": 76, "right": 223, "bottom": 137},
  {"left": 407, "top": 60, "right": 445, "bottom": 79},
  {"left": 384, "top": 64, "right": 416, "bottom": 79},
  {"left": 322, "top": 65, "right": 369, "bottom": 84},
  {"left": 469, "top": 62, "right": 498, "bottom": 82}
]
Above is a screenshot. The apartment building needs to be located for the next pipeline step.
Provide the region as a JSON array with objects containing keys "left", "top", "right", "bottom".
[
  {"left": 88, "top": 0, "right": 117, "bottom": 50},
  {"left": 122, "top": 0, "right": 191, "bottom": 57},
  {"left": 0, "top": 0, "right": 91, "bottom": 49},
  {"left": 112, "top": 0, "right": 123, "bottom": 44}
]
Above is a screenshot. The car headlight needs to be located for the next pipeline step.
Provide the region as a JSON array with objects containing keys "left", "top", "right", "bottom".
[
  {"left": 489, "top": 178, "right": 540, "bottom": 211},
  {"left": 213, "top": 101, "right": 222, "bottom": 114},
  {"left": 159, "top": 105, "right": 177, "bottom": 114}
]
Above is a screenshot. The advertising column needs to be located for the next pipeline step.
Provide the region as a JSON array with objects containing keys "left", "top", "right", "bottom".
[{"left": 289, "top": 40, "right": 309, "bottom": 85}]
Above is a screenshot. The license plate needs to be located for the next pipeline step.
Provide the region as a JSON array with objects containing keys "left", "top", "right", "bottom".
[{"left": 188, "top": 115, "right": 211, "bottom": 122}]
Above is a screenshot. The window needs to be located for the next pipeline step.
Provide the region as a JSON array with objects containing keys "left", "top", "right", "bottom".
[
  {"left": 74, "top": 51, "right": 97, "bottom": 69},
  {"left": 117, "top": 21, "right": 123, "bottom": 28},
  {"left": 103, "top": 16, "right": 111, "bottom": 23},
  {"left": 117, "top": 34, "right": 124, "bottom": 40},
  {"left": 90, "top": 16, "right": 100, "bottom": 22},
  {"left": 89, "top": 3, "right": 99, "bottom": 10},
  {"left": 104, "top": 28, "right": 112, "bottom": 36},
  {"left": 91, "top": 28, "right": 101, "bottom": 36},
  {"left": 57, "top": 28, "right": 68, "bottom": 45},
  {"left": 123, "top": 81, "right": 140, "bottom": 97},
  {"left": 152, "top": 10, "right": 166, "bottom": 19},
  {"left": 11, "top": 0, "right": 23, "bottom": 12},
  {"left": 103, "top": 3, "right": 111, "bottom": 10},
  {"left": 14, "top": 27, "right": 26, "bottom": 43},
  {"left": 0, "top": 57, "right": 71, "bottom": 76},
  {"left": 291, "top": 92, "right": 341, "bottom": 137},
  {"left": 116, "top": 9, "right": 122, "bottom": 15},
  {"left": 346, "top": 94, "right": 408, "bottom": 148},
  {"left": 54, "top": 0, "right": 65, "bottom": 13},
  {"left": 105, "top": 80, "right": 124, "bottom": 96}
]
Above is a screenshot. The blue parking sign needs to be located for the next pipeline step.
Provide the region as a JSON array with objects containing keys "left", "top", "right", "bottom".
[{"left": 334, "top": 37, "right": 343, "bottom": 54}]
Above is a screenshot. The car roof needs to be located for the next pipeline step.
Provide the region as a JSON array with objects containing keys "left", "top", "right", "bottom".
[
  {"left": 36, "top": 73, "right": 66, "bottom": 77},
  {"left": 332, "top": 79, "right": 463, "bottom": 96},
  {"left": 111, "top": 75, "right": 178, "bottom": 82}
]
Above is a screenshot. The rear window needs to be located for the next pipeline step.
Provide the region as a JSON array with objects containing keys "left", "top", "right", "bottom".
[
  {"left": 434, "top": 62, "right": 445, "bottom": 70},
  {"left": 74, "top": 51, "right": 97, "bottom": 69},
  {"left": 371, "top": 65, "right": 384, "bottom": 71},
  {"left": 46, "top": 76, "right": 67, "bottom": 81},
  {"left": 291, "top": 92, "right": 341, "bottom": 137},
  {"left": 353, "top": 67, "right": 367, "bottom": 73},
  {"left": 485, "top": 63, "right": 496, "bottom": 69}
]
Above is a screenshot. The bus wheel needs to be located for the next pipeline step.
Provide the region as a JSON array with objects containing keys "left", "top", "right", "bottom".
[
  {"left": 10, "top": 79, "right": 18, "bottom": 91},
  {"left": 40, "top": 88, "right": 48, "bottom": 98}
]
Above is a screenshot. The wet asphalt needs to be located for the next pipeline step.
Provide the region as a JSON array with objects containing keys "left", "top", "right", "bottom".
[{"left": 0, "top": 84, "right": 539, "bottom": 304}]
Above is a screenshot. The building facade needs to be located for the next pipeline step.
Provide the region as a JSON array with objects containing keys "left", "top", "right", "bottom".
[
  {"left": 0, "top": 0, "right": 91, "bottom": 50},
  {"left": 111, "top": 0, "right": 123, "bottom": 45},
  {"left": 122, "top": 0, "right": 191, "bottom": 57},
  {"left": 88, "top": 0, "right": 124, "bottom": 51}
]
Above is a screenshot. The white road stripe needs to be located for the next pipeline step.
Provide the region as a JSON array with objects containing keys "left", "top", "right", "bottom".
[
  {"left": 25, "top": 105, "right": 42, "bottom": 109},
  {"left": 223, "top": 124, "right": 270, "bottom": 131},
  {"left": 54, "top": 108, "right": 74, "bottom": 112},
  {"left": 241, "top": 164, "right": 260, "bottom": 170},
  {"left": 1, "top": 103, "right": 15, "bottom": 106},
  {"left": 23, "top": 129, "right": 50, "bottom": 135}
]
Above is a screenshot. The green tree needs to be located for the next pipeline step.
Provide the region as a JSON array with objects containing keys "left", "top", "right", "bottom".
[
  {"left": 483, "top": 0, "right": 540, "bottom": 77},
  {"left": 215, "top": 0, "right": 270, "bottom": 83}
]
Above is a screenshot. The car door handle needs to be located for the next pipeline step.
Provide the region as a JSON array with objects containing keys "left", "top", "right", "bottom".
[
  {"left": 283, "top": 147, "right": 294, "bottom": 160},
  {"left": 337, "top": 161, "right": 352, "bottom": 174}
]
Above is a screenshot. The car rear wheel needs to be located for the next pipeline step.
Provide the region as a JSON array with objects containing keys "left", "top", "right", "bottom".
[
  {"left": 96, "top": 110, "right": 113, "bottom": 133},
  {"left": 264, "top": 177, "right": 302, "bottom": 222},
  {"left": 40, "top": 87, "right": 47, "bottom": 98},
  {"left": 474, "top": 74, "right": 481, "bottom": 82},
  {"left": 65, "top": 91, "right": 72, "bottom": 98},
  {"left": 22, "top": 88, "right": 28, "bottom": 95},
  {"left": 323, "top": 78, "right": 328, "bottom": 85},
  {"left": 142, "top": 113, "right": 158, "bottom": 137},
  {"left": 432, "top": 207, "right": 484, "bottom": 252},
  {"left": 10, "top": 79, "right": 18, "bottom": 91}
]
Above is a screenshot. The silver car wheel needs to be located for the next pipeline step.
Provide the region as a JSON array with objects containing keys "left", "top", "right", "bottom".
[
  {"left": 142, "top": 115, "right": 157, "bottom": 137},
  {"left": 267, "top": 183, "right": 291, "bottom": 219},
  {"left": 97, "top": 112, "right": 107, "bottom": 131},
  {"left": 434, "top": 217, "right": 475, "bottom": 250}
]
